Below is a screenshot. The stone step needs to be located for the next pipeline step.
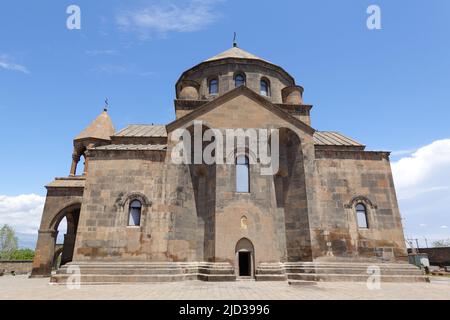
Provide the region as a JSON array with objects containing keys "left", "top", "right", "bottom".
[
  {"left": 283, "top": 267, "right": 423, "bottom": 276},
  {"left": 286, "top": 273, "right": 428, "bottom": 283},
  {"left": 255, "top": 268, "right": 285, "bottom": 275},
  {"left": 256, "top": 262, "right": 427, "bottom": 284},
  {"left": 283, "top": 262, "right": 417, "bottom": 269},
  {"left": 288, "top": 280, "right": 317, "bottom": 286},
  {"left": 60, "top": 262, "right": 233, "bottom": 268},
  {"left": 255, "top": 274, "right": 287, "bottom": 281},
  {"left": 52, "top": 262, "right": 237, "bottom": 284},
  {"left": 57, "top": 266, "right": 234, "bottom": 276},
  {"left": 51, "top": 273, "right": 236, "bottom": 284}
]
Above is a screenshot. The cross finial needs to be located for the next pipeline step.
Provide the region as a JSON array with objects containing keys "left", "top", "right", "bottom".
[
  {"left": 104, "top": 98, "right": 109, "bottom": 112},
  {"left": 233, "top": 32, "right": 237, "bottom": 47}
]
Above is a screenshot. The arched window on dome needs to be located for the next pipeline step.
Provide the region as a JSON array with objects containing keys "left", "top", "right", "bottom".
[
  {"left": 260, "top": 79, "right": 270, "bottom": 96},
  {"left": 234, "top": 73, "right": 246, "bottom": 88},
  {"left": 209, "top": 78, "right": 218, "bottom": 95},
  {"left": 236, "top": 155, "right": 250, "bottom": 193},
  {"left": 128, "top": 200, "right": 142, "bottom": 226},
  {"left": 356, "top": 203, "right": 369, "bottom": 229}
]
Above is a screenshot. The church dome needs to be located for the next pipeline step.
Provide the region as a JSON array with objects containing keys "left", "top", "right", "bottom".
[
  {"left": 175, "top": 45, "right": 298, "bottom": 104},
  {"left": 204, "top": 46, "right": 270, "bottom": 63}
]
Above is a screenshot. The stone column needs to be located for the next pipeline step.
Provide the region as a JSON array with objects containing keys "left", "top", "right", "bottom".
[
  {"left": 70, "top": 152, "right": 81, "bottom": 176},
  {"left": 83, "top": 144, "right": 95, "bottom": 176},
  {"left": 60, "top": 234, "right": 76, "bottom": 266},
  {"left": 30, "top": 229, "right": 57, "bottom": 278}
]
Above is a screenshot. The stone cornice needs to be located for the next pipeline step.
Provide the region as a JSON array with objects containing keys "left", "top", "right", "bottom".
[
  {"left": 45, "top": 177, "right": 86, "bottom": 189},
  {"left": 174, "top": 99, "right": 209, "bottom": 110},
  {"left": 275, "top": 104, "right": 313, "bottom": 116},
  {"left": 166, "top": 85, "right": 316, "bottom": 135},
  {"left": 315, "top": 150, "right": 391, "bottom": 161}
]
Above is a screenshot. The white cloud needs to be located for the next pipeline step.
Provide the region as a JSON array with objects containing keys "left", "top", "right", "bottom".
[
  {"left": 0, "top": 194, "right": 68, "bottom": 248},
  {"left": 392, "top": 139, "right": 450, "bottom": 198},
  {"left": 392, "top": 139, "right": 450, "bottom": 242},
  {"left": 93, "top": 64, "right": 156, "bottom": 77},
  {"left": 0, "top": 54, "right": 29, "bottom": 74},
  {"left": 0, "top": 194, "right": 45, "bottom": 235},
  {"left": 116, "top": 0, "right": 223, "bottom": 39}
]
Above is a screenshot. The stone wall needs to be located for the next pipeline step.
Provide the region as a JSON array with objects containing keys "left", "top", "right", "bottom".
[
  {"left": 72, "top": 150, "right": 187, "bottom": 262},
  {"left": 0, "top": 261, "right": 33, "bottom": 275},
  {"left": 408, "top": 248, "right": 450, "bottom": 266},
  {"left": 176, "top": 60, "right": 294, "bottom": 105},
  {"left": 310, "top": 150, "right": 407, "bottom": 261}
]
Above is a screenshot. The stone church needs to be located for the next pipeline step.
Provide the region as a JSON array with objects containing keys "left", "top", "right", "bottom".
[{"left": 31, "top": 45, "right": 425, "bottom": 283}]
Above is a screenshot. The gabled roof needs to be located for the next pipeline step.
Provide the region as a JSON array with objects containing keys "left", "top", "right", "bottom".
[
  {"left": 75, "top": 110, "right": 115, "bottom": 141},
  {"left": 166, "top": 85, "right": 315, "bottom": 135},
  {"left": 204, "top": 46, "right": 270, "bottom": 63}
]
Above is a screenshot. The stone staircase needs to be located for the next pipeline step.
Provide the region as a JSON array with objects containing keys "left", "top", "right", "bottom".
[
  {"left": 256, "top": 262, "right": 428, "bottom": 284},
  {"left": 51, "top": 261, "right": 428, "bottom": 285},
  {"left": 51, "top": 262, "right": 235, "bottom": 285}
]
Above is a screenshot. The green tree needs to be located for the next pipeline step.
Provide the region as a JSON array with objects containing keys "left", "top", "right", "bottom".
[
  {"left": 9, "top": 249, "right": 35, "bottom": 260},
  {"left": 0, "top": 224, "right": 19, "bottom": 260}
]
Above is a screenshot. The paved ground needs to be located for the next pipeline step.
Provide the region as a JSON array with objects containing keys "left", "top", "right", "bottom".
[{"left": 0, "top": 276, "right": 449, "bottom": 300}]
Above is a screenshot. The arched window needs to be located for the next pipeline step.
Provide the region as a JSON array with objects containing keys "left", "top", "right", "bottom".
[
  {"left": 260, "top": 79, "right": 270, "bottom": 96},
  {"left": 236, "top": 155, "right": 250, "bottom": 193},
  {"left": 356, "top": 204, "right": 368, "bottom": 229},
  {"left": 128, "top": 200, "right": 142, "bottom": 226},
  {"left": 235, "top": 74, "right": 246, "bottom": 87},
  {"left": 209, "top": 78, "right": 218, "bottom": 95}
]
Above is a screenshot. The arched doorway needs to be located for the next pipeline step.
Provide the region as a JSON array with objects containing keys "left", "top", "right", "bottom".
[
  {"left": 31, "top": 202, "right": 81, "bottom": 278},
  {"left": 50, "top": 204, "right": 81, "bottom": 267},
  {"left": 235, "top": 238, "right": 255, "bottom": 278}
]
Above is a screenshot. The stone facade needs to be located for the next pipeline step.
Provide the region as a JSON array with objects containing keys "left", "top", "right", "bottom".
[{"left": 31, "top": 46, "right": 411, "bottom": 282}]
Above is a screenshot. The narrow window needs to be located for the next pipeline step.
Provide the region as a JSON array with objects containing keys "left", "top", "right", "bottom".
[
  {"left": 260, "top": 79, "right": 270, "bottom": 96},
  {"left": 356, "top": 204, "right": 369, "bottom": 229},
  {"left": 236, "top": 155, "right": 250, "bottom": 193},
  {"left": 209, "top": 78, "right": 218, "bottom": 95},
  {"left": 235, "top": 74, "right": 246, "bottom": 87},
  {"left": 128, "top": 200, "right": 142, "bottom": 226}
]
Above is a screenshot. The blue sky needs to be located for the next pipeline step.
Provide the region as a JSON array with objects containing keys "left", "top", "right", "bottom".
[{"left": 0, "top": 0, "right": 449, "bottom": 248}]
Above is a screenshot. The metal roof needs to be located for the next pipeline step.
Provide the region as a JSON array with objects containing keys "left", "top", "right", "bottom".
[
  {"left": 204, "top": 46, "right": 270, "bottom": 63},
  {"left": 114, "top": 125, "right": 362, "bottom": 147},
  {"left": 114, "top": 125, "right": 167, "bottom": 138},
  {"left": 313, "top": 131, "right": 364, "bottom": 147}
]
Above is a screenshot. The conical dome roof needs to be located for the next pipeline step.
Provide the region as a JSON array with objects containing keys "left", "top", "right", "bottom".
[
  {"left": 204, "top": 46, "right": 271, "bottom": 63},
  {"left": 75, "top": 110, "right": 115, "bottom": 141}
]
